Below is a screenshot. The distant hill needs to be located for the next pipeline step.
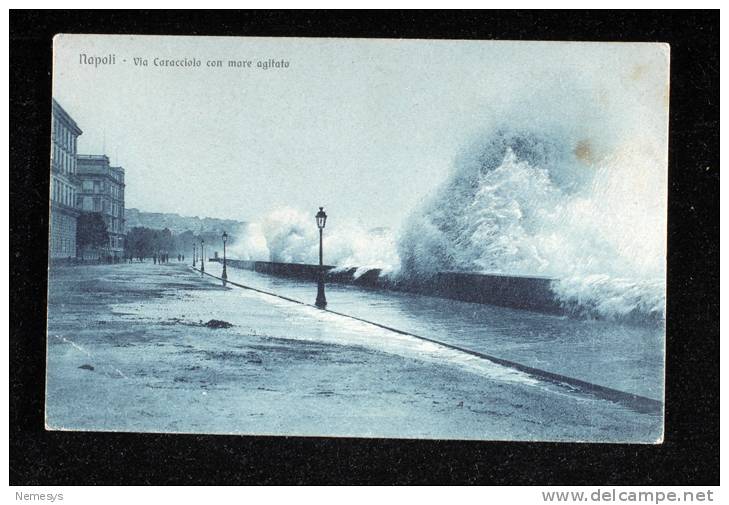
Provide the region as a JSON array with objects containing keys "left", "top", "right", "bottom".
[{"left": 125, "top": 208, "right": 246, "bottom": 234}]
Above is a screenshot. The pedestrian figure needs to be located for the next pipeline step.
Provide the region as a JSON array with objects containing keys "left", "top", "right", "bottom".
[{"left": 153, "top": 254, "right": 157, "bottom": 264}]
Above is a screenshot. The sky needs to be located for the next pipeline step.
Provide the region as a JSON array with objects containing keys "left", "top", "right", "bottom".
[{"left": 53, "top": 35, "right": 669, "bottom": 231}]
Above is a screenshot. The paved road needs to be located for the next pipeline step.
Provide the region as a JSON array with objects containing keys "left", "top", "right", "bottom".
[
  {"left": 202, "top": 260, "right": 665, "bottom": 400},
  {"left": 45, "top": 263, "right": 663, "bottom": 442}
]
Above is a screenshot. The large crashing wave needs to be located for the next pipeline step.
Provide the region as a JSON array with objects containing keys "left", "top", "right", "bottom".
[
  {"left": 230, "top": 126, "right": 666, "bottom": 323},
  {"left": 398, "top": 126, "right": 667, "bottom": 321},
  {"left": 228, "top": 208, "right": 400, "bottom": 276},
  {"left": 229, "top": 126, "right": 666, "bottom": 322}
]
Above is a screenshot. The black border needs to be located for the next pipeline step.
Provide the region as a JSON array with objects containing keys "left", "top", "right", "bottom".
[{"left": 10, "top": 10, "right": 719, "bottom": 485}]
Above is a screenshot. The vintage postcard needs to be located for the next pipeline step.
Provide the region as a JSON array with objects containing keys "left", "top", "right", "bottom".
[{"left": 46, "top": 35, "right": 668, "bottom": 442}]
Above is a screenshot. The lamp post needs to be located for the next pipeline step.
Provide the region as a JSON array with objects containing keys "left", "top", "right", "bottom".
[
  {"left": 200, "top": 238, "right": 205, "bottom": 275},
  {"left": 315, "top": 206, "right": 327, "bottom": 308},
  {"left": 192, "top": 243, "right": 196, "bottom": 267},
  {"left": 222, "top": 231, "right": 228, "bottom": 286}
]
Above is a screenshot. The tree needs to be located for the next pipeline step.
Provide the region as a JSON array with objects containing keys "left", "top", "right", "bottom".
[
  {"left": 158, "top": 228, "right": 174, "bottom": 254},
  {"left": 126, "top": 226, "right": 155, "bottom": 259},
  {"left": 76, "top": 212, "right": 109, "bottom": 259},
  {"left": 175, "top": 230, "right": 196, "bottom": 256}
]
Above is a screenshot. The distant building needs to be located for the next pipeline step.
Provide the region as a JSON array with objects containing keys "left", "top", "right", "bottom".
[
  {"left": 76, "top": 155, "right": 126, "bottom": 259},
  {"left": 49, "top": 99, "right": 83, "bottom": 259},
  {"left": 124, "top": 207, "right": 247, "bottom": 235}
]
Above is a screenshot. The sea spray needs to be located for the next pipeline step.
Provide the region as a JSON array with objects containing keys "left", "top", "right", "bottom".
[
  {"left": 229, "top": 134, "right": 666, "bottom": 322},
  {"left": 227, "top": 222, "right": 269, "bottom": 261},
  {"left": 228, "top": 124, "right": 666, "bottom": 322},
  {"left": 228, "top": 207, "right": 400, "bottom": 276},
  {"left": 226, "top": 55, "right": 668, "bottom": 322},
  {"left": 398, "top": 125, "right": 666, "bottom": 322}
]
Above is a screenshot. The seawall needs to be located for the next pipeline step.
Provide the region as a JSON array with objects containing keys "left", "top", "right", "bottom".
[{"left": 212, "top": 258, "right": 563, "bottom": 314}]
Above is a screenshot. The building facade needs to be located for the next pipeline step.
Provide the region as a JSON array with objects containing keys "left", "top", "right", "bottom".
[
  {"left": 76, "top": 155, "right": 126, "bottom": 259},
  {"left": 49, "top": 99, "right": 83, "bottom": 259}
]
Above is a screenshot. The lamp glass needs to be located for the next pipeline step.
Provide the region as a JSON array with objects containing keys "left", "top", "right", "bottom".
[{"left": 315, "top": 207, "right": 327, "bottom": 229}]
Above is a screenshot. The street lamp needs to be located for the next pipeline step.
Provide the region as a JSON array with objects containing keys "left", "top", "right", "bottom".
[
  {"left": 221, "top": 231, "right": 228, "bottom": 286},
  {"left": 200, "top": 238, "right": 205, "bottom": 275},
  {"left": 192, "top": 242, "right": 196, "bottom": 267},
  {"left": 315, "top": 206, "right": 327, "bottom": 308}
]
